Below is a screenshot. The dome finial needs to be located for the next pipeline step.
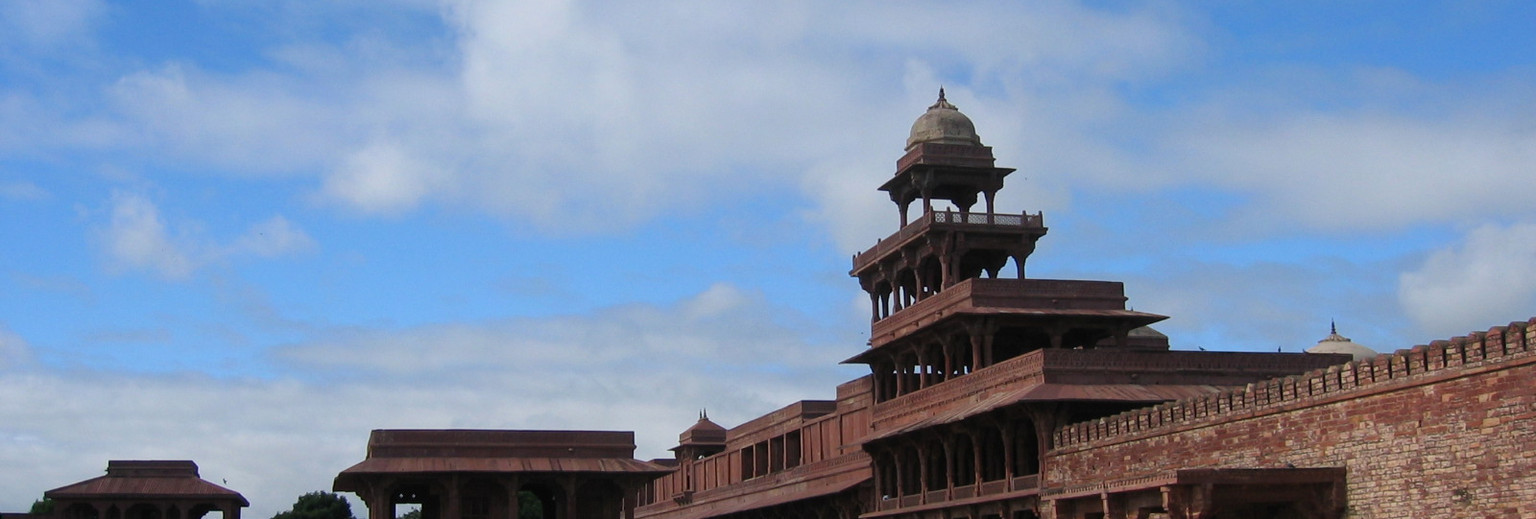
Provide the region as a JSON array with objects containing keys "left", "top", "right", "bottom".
[
  {"left": 1307, "top": 321, "right": 1375, "bottom": 360},
  {"left": 910, "top": 87, "right": 975, "bottom": 148}
]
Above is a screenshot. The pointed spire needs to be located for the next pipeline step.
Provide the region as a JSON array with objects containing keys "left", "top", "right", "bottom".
[
  {"left": 1321, "top": 321, "right": 1351, "bottom": 342},
  {"left": 928, "top": 86, "right": 957, "bottom": 111}
]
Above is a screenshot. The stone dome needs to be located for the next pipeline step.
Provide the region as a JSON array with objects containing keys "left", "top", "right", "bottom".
[
  {"left": 1306, "top": 323, "right": 1377, "bottom": 361},
  {"left": 906, "top": 88, "right": 982, "bottom": 150}
]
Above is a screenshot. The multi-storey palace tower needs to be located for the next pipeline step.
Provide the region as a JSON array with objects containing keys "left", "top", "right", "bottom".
[
  {"left": 846, "top": 92, "right": 1347, "bottom": 518},
  {"left": 632, "top": 92, "right": 1355, "bottom": 519},
  {"left": 848, "top": 90, "right": 1170, "bottom": 401}
]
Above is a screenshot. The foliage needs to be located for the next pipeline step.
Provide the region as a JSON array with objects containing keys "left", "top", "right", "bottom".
[
  {"left": 271, "top": 492, "right": 356, "bottom": 519},
  {"left": 517, "top": 491, "right": 542, "bottom": 519},
  {"left": 30, "top": 498, "right": 55, "bottom": 515},
  {"left": 270, "top": 490, "right": 543, "bottom": 519}
]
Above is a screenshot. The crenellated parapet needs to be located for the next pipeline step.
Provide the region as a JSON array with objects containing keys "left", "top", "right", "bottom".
[{"left": 1051, "top": 317, "right": 1536, "bottom": 451}]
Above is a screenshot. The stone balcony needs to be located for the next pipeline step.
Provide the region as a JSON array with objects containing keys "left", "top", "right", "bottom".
[{"left": 851, "top": 210, "right": 1044, "bottom": 275}]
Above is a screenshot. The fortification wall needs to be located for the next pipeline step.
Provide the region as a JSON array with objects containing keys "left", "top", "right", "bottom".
[{"left": 1045, "top": 318, "right": 1536, "bottom": 518}]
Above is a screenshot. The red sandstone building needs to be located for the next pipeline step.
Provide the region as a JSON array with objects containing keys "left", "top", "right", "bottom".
[
  {"left": 8, "top": 94, "right": 1533, "bottom": 519},
  {"left": 333, "top": 430, "right": 670, "bottom": 519},
  {"left": 625, "top": 93, "right": 1536, "bottom": 519},
  {"left": 44, "top": 460, "right": 248, "bottom": 519}
]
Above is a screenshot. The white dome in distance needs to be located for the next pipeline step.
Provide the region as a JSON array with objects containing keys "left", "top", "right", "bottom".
[{"left": 1306, "top": 322, "right": 1377, "bottom": 361}]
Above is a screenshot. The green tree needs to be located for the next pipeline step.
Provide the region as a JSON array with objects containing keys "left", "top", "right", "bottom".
[
  {"left": 517, "top": 491, "right": 542, "bottom": 519},
  {"left": 30, "top": 498, "right": 55, "bottom": 516},
  {"left": 271, "top": 492, "right": 355, "bottom": 519}
]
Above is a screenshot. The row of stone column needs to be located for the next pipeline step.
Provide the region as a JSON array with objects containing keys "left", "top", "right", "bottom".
[
  {"left": 351, "top": 475, "right": 636, "bottom": 519},
  {"left": 869, "top": 323, "right": 1004, "bottom": 402},
  {"left": 59, "top": 501, "right": 239, "bottom": 519},
  {"left": 869, "top": 418, "right": 1040, "bottom": 504},
  {"left": 865, "top": 248, "right": 1029, "bottom": 323}
]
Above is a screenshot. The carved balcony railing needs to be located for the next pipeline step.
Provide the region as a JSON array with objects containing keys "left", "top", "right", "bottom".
[{"left": 852, "top": 210, "right": 1044, "bottom": 273}]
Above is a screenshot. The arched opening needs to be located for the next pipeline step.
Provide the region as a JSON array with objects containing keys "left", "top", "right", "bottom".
[
  {"left": 574, "top": 480, "right": 622, "bottom": 519},
  {"left": 924, "top": 439, "right": 948, "bottom": 492},
  {"left": 515, "top": 491, "right": 543, "bottom": 519},
  {"left": 63, "top": 503, "right": 100, "bottom": 519},
  {"left": 1012, "top": 418, "right": 1040, "bottom": 477},
  {"left": 875, "top": 450, "right": 899, "bottom": 500},
  {"left": 186, "top": 506, "right": 225, "bottom": 519},
  {"left": 124, "top": 504, "right": 161, "bottom": 519},
  {"left": 897, "top": 351, "right": 921, "bottom": 396},
  {"left": 391, "top": 483, "right": 438, "bottom": 519},
  {"left": 993, "top": 326, "right": 1049, "bottom": 360},
  {"left": 895, "top": 269, "right": 919, "bottom": 310},
  {"left": 518, "top": 482, "right": 561, "bottom": 519},
  {"left": 459, "top": 479, "right": 504, "bottom": 519},
  {"left": 953, "top": 434, "right": 977, "bottom": 487},
  {"left": 916, "top": 256, "right": 943, "bottom": 297},
  {"left": 979, "top": 426, "right": 1007, "bottom": 482},
  {"left": 898, "top": 445, "right": 923, "bottom": 496}
]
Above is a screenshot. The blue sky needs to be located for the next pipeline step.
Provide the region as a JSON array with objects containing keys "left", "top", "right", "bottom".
[{"left": 3, "top": 0, "right": 1536, "bottom": 516}]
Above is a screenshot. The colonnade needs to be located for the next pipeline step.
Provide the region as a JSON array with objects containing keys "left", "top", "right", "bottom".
[
  {"left": 864, "top": 245, "right": 1030, "bottom": 323},
  {"left": 58, "top": 502, "right": 240, "bottom": 519},
  {"left": 350, "top": 475, "right": 637, "bottom": 519},
  {"left": 868, "top": 416, "right": 1041, "bottom": 507}
]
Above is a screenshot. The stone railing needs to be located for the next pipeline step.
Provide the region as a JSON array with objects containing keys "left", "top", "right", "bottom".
[
  {"left": 867, "top": 278, "right": 1127, "bottom": 347},
  {"left": 872, "top": 349, "right": 1047, "bottom": 430},
  {"left": 852, "top": 210, "right": 1044, "bottom": 271}
]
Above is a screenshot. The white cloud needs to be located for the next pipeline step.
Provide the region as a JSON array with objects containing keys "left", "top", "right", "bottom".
[
  {"left": 278, "top": 282, "right": 849, "bottom": 377},
  {"left": 227, "top": 216, "right": 317, "bottom": 258},
  {"left": 320, "top": 141, "right": 442, "bottom": 215},
  {"left": 0, "top": 181, "right": 48, "bottom": 201},
  {"left": 54, "top": 1, "right": 1200, "bottom": 237},
  {"left": 107, "top": 64, "right": 354, "bottom": 174},
  {"left": 0, "top": 0, "right": 104, "bottom": 49},
  {"left": 0, "top": 324, "right": 33, "bottom": 370},
  {"left": 102, "top": 191, "right": 197, "bottom": 280},
  {"left": 1167, "top": 109, "right": 1536, "bottom": 233},
  {"left": 0, "top": 284, "right": 864, "bottom": 518},
  {"left": 98, "top": 192, "right": 315, "bottom": 279},
  {"left": 1399, "top": 222, "right": 1536, "bottom": 338}
]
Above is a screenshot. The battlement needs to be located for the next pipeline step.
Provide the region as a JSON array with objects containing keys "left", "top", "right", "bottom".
[{"left": 1052, "top": 317, "right": 1536, "bottom": 450}]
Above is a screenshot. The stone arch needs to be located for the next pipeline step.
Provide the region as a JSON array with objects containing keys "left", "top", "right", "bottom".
[
  {"left": 898, "top": 443, "right": 923, "bottom": 496},
  {"left": 187, "top": 503, "right": 224, "bottom": 519},
  {"left": 978, "top": 425, "right": 1008, "bottom": 482},
  {"left": 517, "top": 481, "right": 562, "bottom": 519},
  {"left": 924, "top": 437, "right": 949, "bottom": 492},
  {"left": 573, "top": 479, "right": 622, "bottom": 519},
  {"left": 124, "top": 504, "right": 162, "bottom": 519},
  {"left": 63, "top": 503, "right": 100, "bottom": 519},
  {"left": 1011, "top": 417, "right": 1040, "bottom": 477},
  {"left": 953, "top": 433, "right": 977, "bottom": 487},
  {"left": 389, "top": 481, "right": 440, "bottom": 519}
]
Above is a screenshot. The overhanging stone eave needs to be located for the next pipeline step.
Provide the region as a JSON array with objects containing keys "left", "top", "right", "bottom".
[{"left": 853, "top": 308, "right": 1169, "bottom": 359}]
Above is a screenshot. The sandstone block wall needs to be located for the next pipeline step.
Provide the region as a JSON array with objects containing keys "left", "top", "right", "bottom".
[{"left": 1045, "top": 320, "right": 1536, "bottom": 518}]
